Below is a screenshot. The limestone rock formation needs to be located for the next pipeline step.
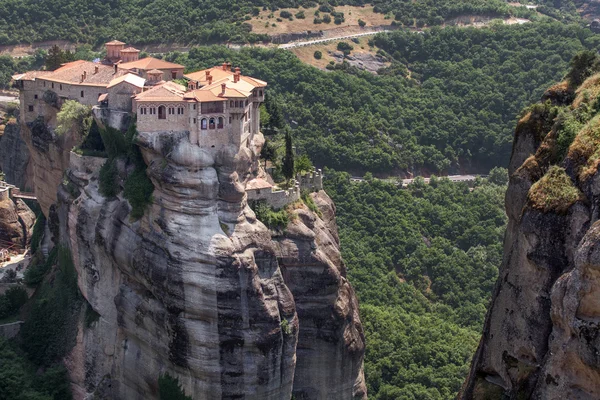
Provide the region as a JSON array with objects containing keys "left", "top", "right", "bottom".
[
  {"left": 0, "top": 122, "right": 33, "bottom": 190},
  {"left": 17, "top": 106, "right": 366, "bottom": 399},
  {"left": 461, "top": 78, "right": 600, "bottom": 399},
  {"left": 0, "top": 193, "right": 35, "bottom": 250}
]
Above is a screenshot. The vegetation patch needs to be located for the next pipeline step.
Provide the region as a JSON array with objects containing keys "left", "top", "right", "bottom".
[
  {"left": 24, "top": 246, "right": 58, "bottom": 287},
  {"left": 567, "top": 115, "right": 600, "bottom": 181},
  {"left": 158, "top": 374, "right": 192, "bottom": 400},
  {"left": 29, "top": 213, "right": 45, "bottom": 255},
  {"left": 528, "top": 166, "right": 583, "bottom": 213},
  {"left": 250, "top": 200, "right": 290, "bottom": 231},
  {"left": 55, "top": 100, "right": 91, "bottom": 136},
  {"left": 21, "top": 246, "right": 83, "bottom": 366}
]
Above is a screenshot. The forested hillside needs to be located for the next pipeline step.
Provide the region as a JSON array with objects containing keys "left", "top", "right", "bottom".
[
  {"left": 0, "top": 0, "right": 578, "bottom": 45},
  {"left": 325, "top": 170, "right": 507, "bottom": 398},
  {"left": 157, "top": 21, "right": 599, "bottom": 174}
]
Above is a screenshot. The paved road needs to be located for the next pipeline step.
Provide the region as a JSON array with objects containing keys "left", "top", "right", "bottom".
[
  {"left": 279, "top": 30, "right": 391, "bottom": 49},
  {"left": 350, "top": 175, "right": 483, "bottom": 186}
]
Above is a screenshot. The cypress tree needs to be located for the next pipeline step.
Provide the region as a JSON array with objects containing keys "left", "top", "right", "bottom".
[{"left": 282, "top": 127, "right": 295, "bottom": 181}]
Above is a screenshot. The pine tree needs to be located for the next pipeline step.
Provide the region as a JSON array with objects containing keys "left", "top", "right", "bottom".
[
  {"left": 45, "top": 45, "right": 65, "bottom": 71},
  {"left": 282, "top": 127, "right": 295, "bottom": 181}
]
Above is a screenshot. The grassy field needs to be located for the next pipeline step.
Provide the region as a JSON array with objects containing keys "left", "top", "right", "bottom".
[{"left": 248, "top": 5, "right": 391, "bottom": 35}]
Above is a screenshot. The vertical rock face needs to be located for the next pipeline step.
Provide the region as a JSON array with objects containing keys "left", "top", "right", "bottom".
[
  {"left": 0, "top": 195, "right": 35, "bottom": 249},
  {"left": 461, "top": 82, "right": 600, "bottom": 400},
  {"left": 17, "top": 106, "right": 366, "bottom": 399},
  {"left": 0, "top": 122, "right": 33, "bottom": 190}
]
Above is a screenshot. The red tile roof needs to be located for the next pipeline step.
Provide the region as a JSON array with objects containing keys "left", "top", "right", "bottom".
[{"left": 118, "top": 57, "right": 184, "bottom": 71}]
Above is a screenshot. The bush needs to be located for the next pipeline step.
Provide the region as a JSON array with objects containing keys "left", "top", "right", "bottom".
[
  {"left": 295, "top": 154, "right": 313, "bottom": 174},
  {"left": 358, "top": 19, "right": 366, "bottom": 27},
  {"left": 322, "top": 14, "right": 332, "bottom": 23},
  {"left": 280, "top": 10, "right": 292, "bottom": 19},
  {"left": 295, "top": 11, "right": 305, "bottom": 19},
  {"left": 319, "top": 4, "right": 333, "bottom": 13},
  {"left": 123, "top": 168, "right": 154, "bottom": 220},
  {"left": 98, "top": 158, "right": 119, "bottom": 198},
  {"left": 337, "top": 41, "right": 353, "bottom": 55},
  {"left": 55, "top": 100, "right": 91, "bottom": 136},
  {"left": 314, "top": 51, "right": 322, "bottom": 60},
  {"left": 159, "top": 374, "right": 192, "bottom": 400},
  {"left": 313, "top": 18, "right": 322, "bottom": 24},
  {"left": 250, "top": 201, "right": 289, "bottom": 230},
  {"left": 0, "top": 286, "right": 28, "bottom": 319}
]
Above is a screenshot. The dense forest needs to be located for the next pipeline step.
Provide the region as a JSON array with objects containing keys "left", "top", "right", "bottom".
[
  {"left": 324, "top": 170, "right": 507, "bottom": 398},
  {"left": 0, "top": 0, "right": 579, "bottom": 45}
]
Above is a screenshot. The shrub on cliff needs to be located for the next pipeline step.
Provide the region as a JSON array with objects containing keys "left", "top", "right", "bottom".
[
  {"left": 55, "top": 100, "right": 91, "bottom": 136},
  {"left": 158, "top": 374, "right": 192, "bottom": 400},
  {"left": 0, "top": 285, "right": 28, "bottom": 319},
  {"left": 98, "top": 159, "right": 119, "bottom": 198},
  {"left": 528, "top": 166, "right": 583, "bottom": 213},
  {"left": 123, "top": 167, "right": 154, "bottom": 220}
]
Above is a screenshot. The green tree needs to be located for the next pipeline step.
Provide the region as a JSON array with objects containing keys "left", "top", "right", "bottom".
[
  {"left": 358, "top": 19, "right": 366, "bottom": 27},
  {"left": 314, "top": 50, "right": 322, "bottom": 60},
  {"left": 488, "top": 167, "right": 508, "bottom": 186},
  {"left": 282, "top": 127, "right": 295, "bottom": 181},
  {"left": 565, "top": 50, "right": 600, "bottom": 88},
  {"left": 55, "top": 100, "right": 91, "bottom": 136},
  {"left": 260, "top": 138, "right": 276, "bottom": 168},
  {"left": 295, "top": 154, "right": 313, "bottom": 174},
  {"left": 158, "top": 374, "right": 192, "bottom": 400}
]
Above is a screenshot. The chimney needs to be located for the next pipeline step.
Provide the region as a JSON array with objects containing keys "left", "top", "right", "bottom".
[
  {"left": 81, "top": 74, "right": 85, "bottom": 83},
  {"left": 221, "top": 83, "right": 226, "bottom": 96},
  {"left": 234, "top": 67, "right": 241, "bottom": 74},
  {"left": 94, "top": 65, "right": 99, "bottom": 74},
  {"left": 83, "top": 71, "right": 87, "bottom": 80},
  {"left": 205, "top": 70, "right": 211, "bottom": 81},
  {"left": 222, "top": 62, "right": 227, "bottom": 71},
  {"left": 114, "top": 64, "right": 118, "bottom": 74},
  {"left": 227, "top": 62, "right": 232, "bottom": 71},
  {"left": 234, "top": 72, "right": 240, "bottom": 83},
  {"left": 208, "top": 75, "right": 213, "bottom": 85}
]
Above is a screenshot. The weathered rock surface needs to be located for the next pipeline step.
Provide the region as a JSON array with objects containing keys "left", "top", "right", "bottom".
[
  {"left": 0, "top": 122, "right": 33, "bottom": 190},
  {"left": 0, "top": 195, "right": 35, "bottom": 249},
  {"left": 461, "top": 82, "right": 600, "bottom": 399},
  {"left": 18, "top": 105, "right": 365, "bottom": 398},
  {"left": 331, "top": 51, "right": 387, "bottom": 74}
]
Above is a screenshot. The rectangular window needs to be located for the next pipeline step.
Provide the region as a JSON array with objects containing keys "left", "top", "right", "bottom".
[
  {"left": 34, "top": 94, "right": 38, "bottom": 99},
  {"left": 43, "top": 82, "right": 46, "bottom": 87},
  {"left": 52, "top": 83, "right": 54, "bottom": 89},
  {"left": 28, "top": 105, "right": 33, "bottom": 112},
  {"left": 60, "top": 84, "right": 62, "bottom": 90},
  {"left": 193, "top": 118, "right": 196, "bottom": 124},
  {"left": 172, "top": 71, "right": 177, "bottom": 79},
  {"left": 229, "top": 117, "right": 232, "bottom": 124},
  {"left": 81, "top": 91, "right": 84, "bottom": 98},
  {"left": 193, "top": 104, "right": 196, "bottom": 110}
]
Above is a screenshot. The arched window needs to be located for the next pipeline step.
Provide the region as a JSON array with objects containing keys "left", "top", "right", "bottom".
[
  {"left": 178, "top": 107, "right": 184, "bottom": 115},
  {"left": 150, "top": 107, "right": 156, "bottom": 115},
  {"left": 230, "top": 101, "right": 234, "bottom": 107},
  {"left": 234, "top": 101, "right": 239, "bottom": 107},
  {"left": 259, "top": 90, "right": 263, "bottom": 96},
  {"left": 245, "top": 100, "right": 248, "bottom": 107},
  {"left": 140, "top": 107, "right": 147, "bottom": 115},
  {"left": 158, "top": 106, "right": 166, "bottom": 120},
  {"left": 209, "top": 118, "right": 215, "bottom": 129},
  {"left": 168, "top": 107, "right": 175, "bottom": 115},
  {"left": 217, "top": 117, "right": 224, "bottom": 129},
  {"left": 201, "top": 118, "right": 207, "bottom": 130}
]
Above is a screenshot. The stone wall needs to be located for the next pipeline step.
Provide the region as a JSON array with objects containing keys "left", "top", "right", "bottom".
[
  {"left": 297, "top": 169, "right": 323, "bottom": 192},
  {"left": 247, "top": 184, "right": 300, "bottom": 210}
]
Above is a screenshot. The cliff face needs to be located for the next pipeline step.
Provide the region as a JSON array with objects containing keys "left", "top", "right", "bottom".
[
  {"left": 462, "top": 79, "right": 600, "bottom": 399},
  {"left": 0, "top": 122, "right": 33, "bottom": 190},
  {"left": 0, "top": 193, "right": 35, "bottom": 250},
  {"left": 18, "top": 106, "right": 366, "bottom": 399}
]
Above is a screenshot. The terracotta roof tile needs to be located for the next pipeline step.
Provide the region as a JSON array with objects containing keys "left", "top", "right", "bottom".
[
  {"left": 12, "top": 71, "right": 52, "bottom": 81},
  {"left": 39, "top": 61, "right": 128, "bottom": 86},
  {"left": 135, "top": 81, "right": 186, "bottom": 102},
  {"left": 118, "top": 57, "right": 184, "bottom": 71},
  {"left": 107, "top": 73, "right": 146, "bottom": 89},
  {"left": 106, "top": 40, "right": 125, "bottom": 45}
]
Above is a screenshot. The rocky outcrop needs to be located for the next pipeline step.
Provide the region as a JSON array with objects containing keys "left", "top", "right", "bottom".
[
  {"left": 0, "top": 122, "right": 33, "bottom": 190},
  {"left": 461, "top": 78, "right": 600, "bottom": 399},
  {"left": 0, "top": 194, "right": 35, "bottom": 250},
  {"left": 17, "top": 102, "right": 365, "bottom": 399}
]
